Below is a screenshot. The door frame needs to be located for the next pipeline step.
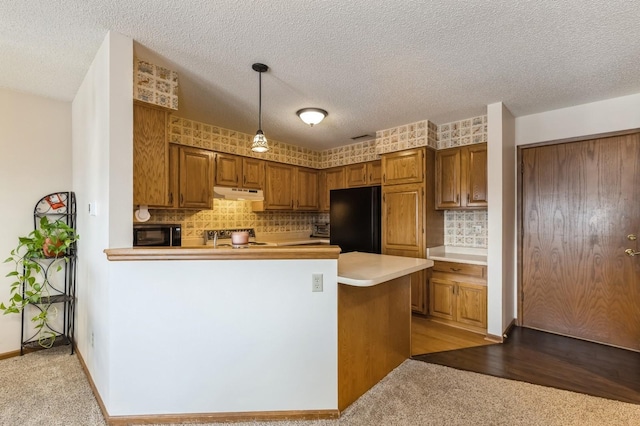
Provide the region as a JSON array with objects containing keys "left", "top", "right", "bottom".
[{"left": 516, "top": 127, "right": 640, "bottom": 326}]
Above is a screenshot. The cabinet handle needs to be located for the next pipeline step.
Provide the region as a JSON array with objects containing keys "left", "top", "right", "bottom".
[
  {"left": 369, "top": 174, "right": 373, "bottom": 181},
  {"left": 467, "top": 193, "right": 470, "bottom": 204},
  {"left": 450, "top": 268, "right": 462, "bottom": 272},
  {"left": 169, "top": 193, "right": 173, "bottom": 204},
  {"left": 383, "top": 173, "right": 386, "bottom": 183},
  {"left": 243, "top": 175, "right": 246, "bottom": 184},
  {"left": 363, "top": 174, "right": 366, "bottom": 182},
  {"left": 180, "top": 194, "right": 184, "bottom": 205},
  {"left": 456, "top": 194, "right": 459, "bottom": 203}
]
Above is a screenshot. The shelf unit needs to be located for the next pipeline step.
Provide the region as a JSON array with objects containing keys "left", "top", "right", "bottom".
[{"left": 21, "top": 192, "right": 77, "bottom": 354}]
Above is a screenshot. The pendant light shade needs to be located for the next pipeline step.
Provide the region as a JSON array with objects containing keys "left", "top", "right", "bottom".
[
  {"left": 296, "top": 108, "right": 328, "bottom": 127},
  {"left": 251, "top": 63, "right": 269, "bottom": 153}
]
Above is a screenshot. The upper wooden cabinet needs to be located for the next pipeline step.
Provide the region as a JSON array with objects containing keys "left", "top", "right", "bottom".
[
  {"left": 345, "top": 160, "right": 382, "bottom": 187},
  {"left": 319, "top": 167, "right": 346, "bottom": 212},
  {"left": 242, "top": 157, "right": 265, "bottom": 189},
  {"left": 262, "top": 162, "right": 295, "bottom": 210},
  {"left": 295, "top": 167, "right": 319, "bottom": 211},
  {"left": 168, "top": 144, "right": 215, "bottom": 209},
  {"left": 215, "top": 153, "right": 264, "bottom": 189},
  {"left": 436, "top": 143, "right": 487, "bottom": 209},
  {"left": 382, "top": 183, "right": 425, "bottom": 259},
  {"left": 133, "top": 102, "right": 169, "bottom": 206},
  {"left": 381, "top": 148, "right": 425, "bottom": 185}
]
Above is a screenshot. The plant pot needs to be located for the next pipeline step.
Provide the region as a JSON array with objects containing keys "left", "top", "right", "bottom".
[{"left": 43, "top": 238, "right": 63, "bottom": 257}]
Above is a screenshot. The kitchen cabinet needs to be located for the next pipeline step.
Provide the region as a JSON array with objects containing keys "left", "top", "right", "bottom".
[
  {"left": 319, "top": 167, "right": 346, "bottom": 212},
  {"left": 168, "top": 144, "right": 215, "bottom": 209},
  {"left": 295, "top": 167, "right": 319, "bottom": 211},
  {"left": 254, "top": 163, "right": 319, "bottom": 211},
  {"left": 435, "top": 143, "right": 487, "bottom": 209},
  {"left": 133, "top": 101, "right": 169, "bottom": 207},
  {"left": 215, "top": 153, "right": 264, "bottom": 189},
  {"left": 381, "top": 148, "right": 424, "bottom": 186},
  {"left": 429, "top": 260, "right": 487, "bottom": 332},
  {"left": 345, "top": 160, "right": 382, "bottom": 187},
  {"left": 381, "top": 147, "right": 443, "bottom": 315}
]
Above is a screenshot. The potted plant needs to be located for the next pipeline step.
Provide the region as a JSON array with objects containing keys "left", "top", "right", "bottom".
[{"left": 0, "top": 216, "right": 79, "bottom": 347}]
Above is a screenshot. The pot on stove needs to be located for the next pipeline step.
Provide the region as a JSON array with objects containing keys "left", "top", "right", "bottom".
[{"left": 231, "top": 231, "right": 249, "bottom": 245}]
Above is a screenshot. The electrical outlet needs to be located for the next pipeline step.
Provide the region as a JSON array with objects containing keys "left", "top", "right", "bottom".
[
  {"left": 91, "top": 332, "right": 94, "bottom": 348},
  {"left": 474, "top": 225, "right": 482, "bottom": 234},
  {"left": 312, "top": 273, "right": 323, "bottom": 292}
]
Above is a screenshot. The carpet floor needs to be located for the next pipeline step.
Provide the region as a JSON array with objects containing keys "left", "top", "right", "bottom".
[{"left": 1, "top": 346, "right": 639, "bottom": 426}]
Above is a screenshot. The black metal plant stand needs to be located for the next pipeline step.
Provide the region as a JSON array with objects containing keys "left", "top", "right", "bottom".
[{"left": 20, "top": 192, "right": 77, "bottom": 355}]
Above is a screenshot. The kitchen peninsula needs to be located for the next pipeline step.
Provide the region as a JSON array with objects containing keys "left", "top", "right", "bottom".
[{"left": 102, "top": 246, "right": 431, "bottom": 423}]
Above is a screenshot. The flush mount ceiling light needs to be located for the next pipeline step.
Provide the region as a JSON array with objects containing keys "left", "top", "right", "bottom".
[
  {"left": 251, "top": 63, "right": 269, "bottom": 153},
  {"left": 296, "top": 108, "right": 328, "bottom": 127}
]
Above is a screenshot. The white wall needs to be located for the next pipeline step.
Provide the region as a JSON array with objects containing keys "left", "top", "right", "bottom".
[
  {"left": 486, "top": 102, "right": 516, "bottom": 337},
  {"left": 0, "top": 89, "right": 71, "bottom": 354},
  {"left": 515, "top": 93, "right": 640, "bottom": 146},
  {"left": 107, "top": 259, "right": 338, "bottom": 415},
  {"left": 71, "top": 30, "right": 132, "bottom": 408}
]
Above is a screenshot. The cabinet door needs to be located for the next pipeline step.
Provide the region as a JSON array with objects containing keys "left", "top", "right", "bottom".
[
  {"left": 319, "top": 167, "right": 345, "bottom": 211},
  {"left": 435, "top": 148, "right": 461, "bottom": 209},
  {"left": 382, "top": 183, "right": 424, "bottom": 258},
  {"left": 133, "top": 102, "right": 169, "bottom": 206},
  {"left": 429, "top": 277, "right": 455, "bottom": 321},
  {"left": 456, "top": 282, "right": 487, "bottom": 329},
  {"left": 410, "top": 270, "right": 428, "bottom": 315},
  {"left": 367, "top": 160, "right": 382, "bottom": 185},
  {"left": 295, "top": 167, "right": 319, "bottom": 211},
  {"left": 179, "top": 147, "right": 214, "bottom": 209},
  {"left": 345, "top": 163, "right": 367, "bottom": 187},
  {"left": 215, "top": 153, "right": 242, "bottom": 187},
  {"left": 264, "top": 162, "right": 294, "bottom": 210},
  {"left": 242, "top": 158, "right": 264, "bottom": 189},
  {"left": 464, "top": 144, "right": 488, "bottom": 208},
  {"left": 382, "top": 148, "right": 424, "bottom": 185},
  {"left": 167, "top": 144, "right": 180, "bottom": 208}
]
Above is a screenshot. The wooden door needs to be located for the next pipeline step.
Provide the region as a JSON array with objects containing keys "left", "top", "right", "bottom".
[
  {"left": 382, "top": 148, "right": 424, "bottom": 185},
  {"left": 242, "top": 158, "right": 264, "bottom": 189},
  {"left": 133, "top": 102, "right": 169, "bottom": 206},
  {"left": 464, "top": 144, "right": 488, "bottom": 208},
  {"left": 264, "top": 162, "right": 294, "bottom": 210},
  {"left": 215, "top": 153, "right": 242, "bottom": 187},
  {"left": 319, "top": 167, "right": 345, "bottom": 211},
  {"left": 179, "top": 147, "right": 214, "bottom": 209},
  {"left": 295, "top": 167, "right": 319, "bottom": 211},
  {"left": 435, "top": 148, "right": 461, "bottom": 209},
  {"left": 367, "top": 161, "right": 382, "bottom": 185},
  {"left": 345, "top": 163, "right": 367, "bottom": 187},
  {"left": 429, "top": 277, "right": 455, "bottom": 320},
  {"left": 521, "top": 133, "right": 640, "bottom": 351},
  {"left": 381, "top": 183, "right": 424, "bottom": 258}
]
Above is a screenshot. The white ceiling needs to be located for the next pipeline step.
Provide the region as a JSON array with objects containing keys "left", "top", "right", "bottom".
[{"left": 2, "top": 1, "right": 639, "bottom": 150}]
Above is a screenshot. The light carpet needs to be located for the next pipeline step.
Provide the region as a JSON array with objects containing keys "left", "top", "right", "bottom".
[{"left": 1, "top": 346, "right": 639, "bottom": 426}]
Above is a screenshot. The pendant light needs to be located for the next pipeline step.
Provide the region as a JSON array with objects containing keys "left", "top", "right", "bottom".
[
  {"left": 296, "top": 108, "right": 328, "bottom": 127},
  {"left": 251, "top": 63, "right": 269, "bottom": 153}
]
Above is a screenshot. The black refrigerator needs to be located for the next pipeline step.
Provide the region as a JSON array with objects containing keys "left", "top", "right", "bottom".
[{"left": 330, "top": 186, "right": 381, "bottom": 254}]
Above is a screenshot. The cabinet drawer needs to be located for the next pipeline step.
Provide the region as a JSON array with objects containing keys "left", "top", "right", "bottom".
[{"left": 432, "top": 261, "right": 485, "bottom": 278}]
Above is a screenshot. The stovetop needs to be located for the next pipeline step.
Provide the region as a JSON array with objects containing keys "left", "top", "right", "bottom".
[{"left": 204, "top": 228, "right": 273, "bottom": 247}]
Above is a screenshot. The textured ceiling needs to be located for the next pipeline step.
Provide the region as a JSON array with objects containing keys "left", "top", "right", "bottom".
[{"left": 2, "top": 1, "right": 639, "bottom": 150}]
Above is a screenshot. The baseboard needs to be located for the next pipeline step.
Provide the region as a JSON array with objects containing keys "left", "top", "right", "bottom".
[
  {"left": 0, "top": 349, "right": 21, "bottom": 360},
  {"left": 75, "top": 348, "right": 110, "bottom": 423},
  {"left": 485, "top": 319, "right": 517, "bottom": 343},
  {"left": 107, "top": 410, "right": 340, "bottom": 425},
  {"left": 75, "top": 348, "right": 339, "bottom": 425}
]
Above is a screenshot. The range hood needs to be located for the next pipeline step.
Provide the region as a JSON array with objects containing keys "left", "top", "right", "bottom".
[{"left": 213, "top": 186, "right": 264, "bottom": 201}]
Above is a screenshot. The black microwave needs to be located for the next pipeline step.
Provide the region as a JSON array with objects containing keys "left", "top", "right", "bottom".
[{"left": 133, "top": 224, "right": 182, "bottom": 247}]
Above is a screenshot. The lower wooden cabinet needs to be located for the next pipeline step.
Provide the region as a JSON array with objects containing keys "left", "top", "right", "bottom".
[
  {"left": 429, "top": 261, "right": 487, "bottom": 332},
  {"left": 410, "top": 270, "right": 428, "bottom": 315}
]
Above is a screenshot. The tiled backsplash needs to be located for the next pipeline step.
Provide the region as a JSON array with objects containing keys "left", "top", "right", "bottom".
[
  {"left": 150, "top": 113, "right": 488, "bottom": 246},
  {"left": 134, "top": 59, "right": 179, "bottom": 110},
  {"left": 148, "top": 200, "right": 330, "bottom": 240},
  {"left": 444, "top": 210, "right": 488, "bottom": 248}
]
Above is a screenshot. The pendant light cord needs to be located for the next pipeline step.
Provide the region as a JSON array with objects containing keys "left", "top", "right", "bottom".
[{"left": 258, "top": 70, "right": 262, "bottom": 130}]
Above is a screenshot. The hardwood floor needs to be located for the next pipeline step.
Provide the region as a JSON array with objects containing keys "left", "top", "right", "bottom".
[
  {"left": 411, "top": 315, "right": 493, "bottom": 356},
  {"left": 413, "top": 326, "right": 640, "bottom": 405}
]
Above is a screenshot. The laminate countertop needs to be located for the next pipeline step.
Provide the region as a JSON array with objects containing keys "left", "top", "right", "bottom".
[
  {"left": 426, "top": 246, "right": 487, "bottom": 266},
  {"left": 338, "top": 252, "right": 433, "bottom": 287}
]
